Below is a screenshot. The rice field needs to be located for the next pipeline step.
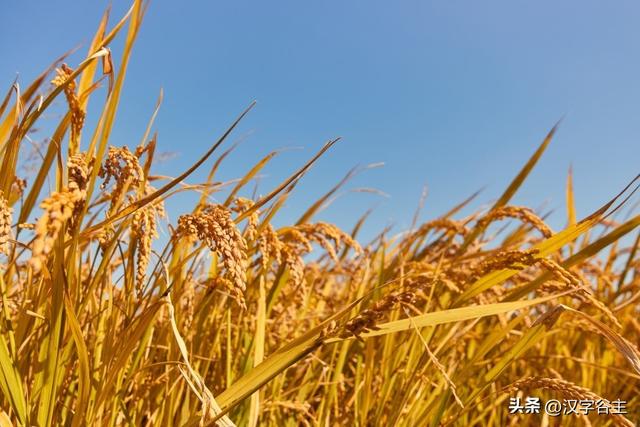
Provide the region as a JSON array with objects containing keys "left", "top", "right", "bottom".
[{"left": 0, "top": 2, "right": 638, "bottom": 426}]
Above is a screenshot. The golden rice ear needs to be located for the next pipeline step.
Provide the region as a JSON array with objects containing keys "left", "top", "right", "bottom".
[
  {"left": 459, "top": 122, "right": 560, "bottom": 253},
  {"left": 80, "top": 101, "right": 256, "bottom": 241},
  {"left": 28, "top": 172, "right": 88, "bottom": 274},
  {"left": 176, "top": 205, "right": 248, "bottom": 308},
  {"left": 0, "top": 192, "right": 12, "bottom": 256},
  {"left": 475, "top": 206, "right": 553, "bottom": 239}
]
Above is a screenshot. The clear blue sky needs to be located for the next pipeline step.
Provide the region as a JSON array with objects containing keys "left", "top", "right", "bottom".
[{"left": 1, "top": 1, "right": 638, "bottom": 240}]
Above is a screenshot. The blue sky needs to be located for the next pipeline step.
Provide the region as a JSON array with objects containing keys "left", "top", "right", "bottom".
[{"left": 1, "top": 1, "right": 638, "bottom": 240}]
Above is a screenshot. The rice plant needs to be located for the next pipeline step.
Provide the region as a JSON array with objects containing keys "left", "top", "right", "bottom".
[{"left": 0, "top": 2, "right": 638, "bottom": 426}]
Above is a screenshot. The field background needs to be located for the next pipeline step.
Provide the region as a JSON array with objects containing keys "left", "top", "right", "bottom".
[{"left": 0, "top": 1, "right": 639, "bottom": 426}]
